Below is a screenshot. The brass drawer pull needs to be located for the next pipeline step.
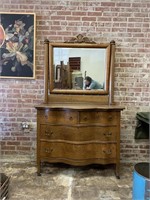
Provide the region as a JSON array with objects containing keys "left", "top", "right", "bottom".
[
  {"left": 108, "top": 115, "right": 113, "bottom": 120},
  {"left": 103, "top": 150, "right": 112, "bottom": 155},
  {"left": 69, "top": 116, "right": 73, "bottom": 120},
  {"left": 45, "top": 115, "right": 48, "bottom": 119},
  {"left": 83, "top": 116, "right": 87, "bottom": 121},
  {"left": 45, "top": 148, "right": 53, "bottom": 154},
  {"left": 45, "top": 131, "right": 53, "bottom": 137},
  {"left": 103, "top": 132, "right": 112, "bottom": 137}
]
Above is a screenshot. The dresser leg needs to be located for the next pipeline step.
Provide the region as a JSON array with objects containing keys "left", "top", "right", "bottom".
[
  {"left": 115, "top": 173, "right": 120, "bottom": 179},
  {"left": 37, "top": 172, "right": 41, "bottom": 176},
  {"left": 37, "top": 161, "right": 41, "bottom": 176},
  {"left": 115, "top": 164, "right": 120, "bottom": 179}
]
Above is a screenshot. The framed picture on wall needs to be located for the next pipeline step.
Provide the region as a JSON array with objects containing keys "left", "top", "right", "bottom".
[{"left": 0, "top": 12, "right": 36, "bottom": 79}]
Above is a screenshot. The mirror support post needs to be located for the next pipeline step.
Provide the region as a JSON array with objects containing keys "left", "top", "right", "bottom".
[
  {"left": 44, "top": 39, "right": 49, "bottom": 104},
  {"left": 109, "top": 41, "right": 115, "bottom": 105}
]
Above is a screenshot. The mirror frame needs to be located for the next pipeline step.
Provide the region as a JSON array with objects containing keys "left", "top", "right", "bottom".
[
  {"left": 49, "top": 44, "right": 111, "bottom": 95},
  {"left": 44, "top": 35, "right": 115, "bottom": 101}
]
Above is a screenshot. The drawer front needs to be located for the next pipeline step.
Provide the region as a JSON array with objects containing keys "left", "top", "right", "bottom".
[
  {"left": 40, "top": 125, "right": 117, "bottom": 141},
  {"left": 79, "top": 111, "right": 119, "bottom": 125},
  {"left": 37, "top": 110, "right": 78, "bottom": 124},
  {"left": 40, "top": 142, "right": 116, "bottom": 159}
]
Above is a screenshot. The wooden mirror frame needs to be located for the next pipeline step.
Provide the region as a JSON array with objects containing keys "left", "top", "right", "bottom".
[
  {"left": 50, "top": 43, "right": 110, "bottom": 95},
  {"left": 44, "top": 34, "right": 115, "bottom": 105}
]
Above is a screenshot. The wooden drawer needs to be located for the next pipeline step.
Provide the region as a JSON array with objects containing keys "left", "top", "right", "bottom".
[
  {"left": 40, "top": 142, "right": 116, "bottom": 159},
  {"left": 40, "top": 125, "right": 117, "bottom": 141},
  {"left": 37, "top": 109, "right": 78, "bottom": 124},
  {"left": 79, "top": 111, "right": 118, "bottom": 125}
]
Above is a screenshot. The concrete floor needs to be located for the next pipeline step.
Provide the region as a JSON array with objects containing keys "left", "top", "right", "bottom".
[{"left": 1, "top": 160, "right": 133, "bottom": 200}]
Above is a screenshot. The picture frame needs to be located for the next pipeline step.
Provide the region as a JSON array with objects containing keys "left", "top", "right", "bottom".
[{"left": 0, "top": 12, "right": 36, "bottom": 79}]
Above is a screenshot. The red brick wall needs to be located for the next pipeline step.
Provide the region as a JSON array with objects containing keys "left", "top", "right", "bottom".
[{"left": 0, "top": 0, "right": 149, "bottom": 163}]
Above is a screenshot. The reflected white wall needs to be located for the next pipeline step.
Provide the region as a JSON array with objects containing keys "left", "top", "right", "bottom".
[{"left": 53, "top": 47, "right": 106, "bottom": 86}]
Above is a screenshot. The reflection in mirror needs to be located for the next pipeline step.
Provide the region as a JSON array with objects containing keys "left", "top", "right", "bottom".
[{"left": 53, "top": 47, "right": 106, "bottom": 90}]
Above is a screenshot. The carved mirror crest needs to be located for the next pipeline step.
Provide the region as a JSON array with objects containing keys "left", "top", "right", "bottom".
[{"left": 47, "top": 34, "right": 115, "bottom": 95}]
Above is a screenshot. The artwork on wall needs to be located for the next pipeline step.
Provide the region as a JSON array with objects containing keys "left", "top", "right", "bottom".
[{"left": 0, "top": 12, "right": 36, "bottom": 79}]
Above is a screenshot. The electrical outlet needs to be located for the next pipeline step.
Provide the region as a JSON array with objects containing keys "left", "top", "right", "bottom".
[{"left": 21, "top": 122, "right": 30, "bottom": 129}]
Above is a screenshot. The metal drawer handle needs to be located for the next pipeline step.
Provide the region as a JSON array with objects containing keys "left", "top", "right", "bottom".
[
  {"left": 45, "top": 115, "right": 48, "bottom": 119},
  {"left": 108, "top": 115, "right": 113, "bottom": 120},
  {"left": 69, "top": 116, "right": 73, "bottom": 120},
  {"left": 103, "top": 150, "right": 112, "bottom": 155},
  {"left": 45, "top": 131, "right": 53, "bottom": 137},
  {"left": 84, "top": 116, "right": 87, "bottom": 121},
  {"left": 45, "top": 148, "right": 53, "bottom": 153},
  {"left": 103, "top": 132, "right": 112, "bottom": 137}
]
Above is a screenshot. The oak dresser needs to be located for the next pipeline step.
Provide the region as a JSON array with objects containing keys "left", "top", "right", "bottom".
[
  {"left": 35, "top": 35, "right": 124, "bottom": 178},
  {"left": 36, "top": 103, "right": 124, "bottom": 178}
]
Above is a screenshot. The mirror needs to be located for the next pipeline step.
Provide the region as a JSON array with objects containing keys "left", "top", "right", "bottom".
[{"left": 48, "top": 35, "right": 114, "bottom": 95}]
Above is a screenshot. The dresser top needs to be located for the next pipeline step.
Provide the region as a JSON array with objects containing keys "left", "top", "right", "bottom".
[{"left": 35, "top": 103, "right": 125, "bottom": 111}]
